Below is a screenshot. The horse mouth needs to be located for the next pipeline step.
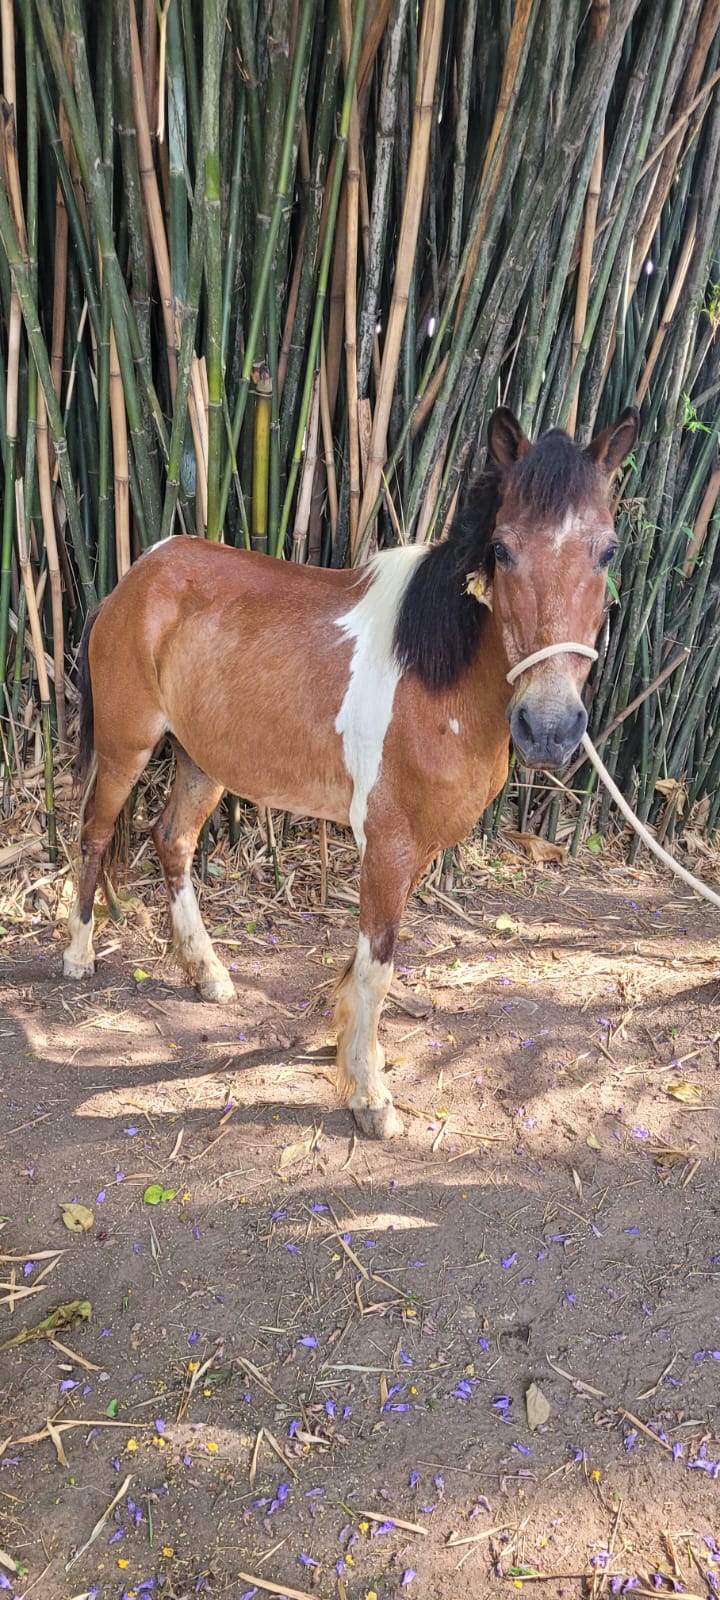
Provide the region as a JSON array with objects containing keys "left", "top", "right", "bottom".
[{"left": 509, "top": 699, "right": 587, "bottom": 770}]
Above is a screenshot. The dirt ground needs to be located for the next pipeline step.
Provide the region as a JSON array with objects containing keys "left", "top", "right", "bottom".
[{"left": 1, "top": 814, "right": 720, "bottom": 1600}]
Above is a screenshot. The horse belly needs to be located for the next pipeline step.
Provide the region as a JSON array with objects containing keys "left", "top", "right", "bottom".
[{"left": 164, "top": 681, "right": 353, "bottom": 827}]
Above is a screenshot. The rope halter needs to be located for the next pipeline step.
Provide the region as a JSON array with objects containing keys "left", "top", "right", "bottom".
[{"left": 506, "top": 641, "right": 598, "bottom": 686}]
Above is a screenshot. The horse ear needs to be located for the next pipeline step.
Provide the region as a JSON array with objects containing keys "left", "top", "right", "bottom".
[
  {"left": 487, "top": 407, "right": 530, "bottom": 470},
  {"left": 586, "top": 406, "right": 640, "bottom": 476}
]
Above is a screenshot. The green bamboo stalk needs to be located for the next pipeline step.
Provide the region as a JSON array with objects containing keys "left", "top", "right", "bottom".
[
  {"left": 0, "top": 174, "right": 96, "bottom": 606},
  {"left": 446, "top": 0, "right": 479, "bottom": 289},
  {"left": 561, "top": 0, "right": 684, "bottom": 423},
  {"left": 41, "top": 0, "right": 162, "bottom": 533},
  {"left": 275, "top": 0, "right": 367, "bottom": 557},
  {"left": 204, "top": 0, "right": 229, "bottom": 541},
  {"left": 114, "top": 2, "right": 151, "bottom": 367},
  {"left": 279, "top": 14, "right": 340, "bottom": 461},
  {"left": 219, "top": 0, "right": 316, "bottom": 535},
  {"left": 220, "top": 76, "right": 245, "bottom": 368},
  {"left": 36, "top": 0, "right": 168, "bottom": 470}
]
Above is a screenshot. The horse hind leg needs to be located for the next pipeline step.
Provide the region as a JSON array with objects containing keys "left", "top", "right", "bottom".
[
  {"left": 64, "top": 748, "right": 152, "bottom": 979},
  {"left": 151, "top": 743, "right": 232, "bottom": 1003}
]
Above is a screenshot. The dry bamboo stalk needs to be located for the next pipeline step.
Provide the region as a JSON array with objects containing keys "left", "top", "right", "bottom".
[
  {"left": 7, "top": 609, "right": 74, "bottom": 693},
  {"left": 357, "top": 0, "right": 394, "bottom": 94},
  {"left": 319, "top": 335, "right": 338, "bottom": 541},
  {"left": 339, "top": 0, "right": 362, "bottom": 558},
  {"left": 415, "top": 451, "right": 443, "bottom": 544},
  {"left": 15, "top": 482, "right": 51, "bottom": 710},
  {"left": 0, "top": 0, "right": 16, "bottom": 107},
  {"left": 108, "top": 310, "right": 131, "bottom": 575},
  {"left": 129, "top": 0, "right": 177, "bottom": 394},
  {"left": 141, "top": 0, "right": 159, "bottom": 135},
  {"left": 50, "top": 98, "right": 71, "bottom": 403},
  {"left": 682, "top": 460, "right": 720, "bottom": 578},
  {"left": 635, "top": 210, "right": 697, "bottom": 406},
  {"left": 156, "top": 0, "right": 171, "bottom": 144},
  {"left": 357, "top": 0, "right": 446, "bottom": 540},
  {"left": 630, "top": 0, "right": 720, "bottom": 291},
  {"left": 326, "top": 184, "right": 347, "bottom": 419},
  {"left": 358, "top": 148, "right": 381, "bottom": 388},
  {"left": 189, "top": 352, "right": 209, "bottom": 532},
  {"left": 357, "top": 395, "right": 372, "bottom": 485},
  {"left": 567, "top": 0, "right": 609, "bottom": 434},
  {"left": 35, "top": 389, "right": 67, "bottom": 743},
  {"left": 292, "top": 372, "right": 321, "bottom": 561}
]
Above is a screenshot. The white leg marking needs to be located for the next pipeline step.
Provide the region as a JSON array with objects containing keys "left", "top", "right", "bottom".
[
  {"left": 170, "top": 876, "right": 235, "bottom": 1001},
  {"left": 63, "top": 902, "right": 96, "bottom": 978},
  {"left": 449, "top": 717, "right": 460, "bottom": 734},
  {"left": 334, "top": 932, "right": 403, "bottom": 1138},
  {"left": 335, "top": 546, "right": 427, "bottom": 856}
]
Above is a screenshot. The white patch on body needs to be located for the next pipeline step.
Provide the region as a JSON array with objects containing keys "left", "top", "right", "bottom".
[
  {"left": 336, "top": 931, "right": 394, "bottom": 1101},
  {"left": 335, "top": 546, "right": 427, "bottom": 855},
  {"left": 138, "top": 534, "right": 178, "bottom": 559},
  {"left": 449, "top": 717, "right": 460, "bottom": 734}
]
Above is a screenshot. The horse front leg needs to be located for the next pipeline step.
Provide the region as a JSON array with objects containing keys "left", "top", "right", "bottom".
[{"left": 333, "top": 840, "right": 416, "bottom": 1139}]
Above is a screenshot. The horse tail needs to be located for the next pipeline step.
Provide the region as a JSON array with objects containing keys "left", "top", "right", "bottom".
[
  {"left": 73, "top": 604, "right": 127, "bottom": 908},
  {"left": 74, "top": 606, "right": 101, "bottom": 798}
]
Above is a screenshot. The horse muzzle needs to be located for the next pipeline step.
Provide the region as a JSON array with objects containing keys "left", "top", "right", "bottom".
[{"left": 509, "top": 695, "right": 587, "bottom": 769}]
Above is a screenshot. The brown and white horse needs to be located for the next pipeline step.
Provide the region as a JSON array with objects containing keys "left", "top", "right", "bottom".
[{"left": 63, "top": 405, "right": 639, "bottom": 1137}]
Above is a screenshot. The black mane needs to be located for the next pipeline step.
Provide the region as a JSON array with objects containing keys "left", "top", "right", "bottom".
[
  {"left": 392, "top": 466, "right": 502, "bottom": 691},
  {"left": 392, "top": 429, "right": 600, "bottom": 691}
]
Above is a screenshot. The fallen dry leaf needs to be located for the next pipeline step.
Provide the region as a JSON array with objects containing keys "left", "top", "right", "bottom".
[
  {"left": 665, "top": 1080, "right": 702, "bottom": 1103},
  {"left": 506, "top": 831, "right": 567, "bottom": 864},
  {"left": 526, "top": 1381, "right": 551, "bottom": 1430},
  {"left": 60, "top": 1203, "right": 94, "bottom": 1233},
  {"left": 278, "top": 1138, "right": 313, "bottom": 1170}
]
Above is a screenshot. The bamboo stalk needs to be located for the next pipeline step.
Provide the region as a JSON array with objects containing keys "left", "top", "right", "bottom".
[
  {"left": 128, "top": 0, "right": 177, "bottom": 395},
  {"left": 567, "top": 0, "right": 609, "bottom": 434},
  {"left": 276, "top": 0, "right": 368, "bottom": 554},
  {"left": 356, "top": 0, "right": 446, "bottom": 543},
  {"left": 218, "top": 0, "right": 315, "bottom": 534},
  {"left": 635, "top": 211, "right": 697, "bottom": 405},
  {"left": 338, "top": 0, "right": 362, "bottom": 559}
]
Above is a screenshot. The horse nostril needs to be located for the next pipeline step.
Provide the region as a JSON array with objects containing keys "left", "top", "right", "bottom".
[
  {"left": 515, "top": 703, "right": 535, "bottom": 745},
  {"left": 568, "top": 703, "right": 587, "bottom": 748}
]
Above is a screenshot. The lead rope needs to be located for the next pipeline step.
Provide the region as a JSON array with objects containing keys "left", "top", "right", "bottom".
[{"left": 508, "top": 643, "right": 720, "bottom": 913}]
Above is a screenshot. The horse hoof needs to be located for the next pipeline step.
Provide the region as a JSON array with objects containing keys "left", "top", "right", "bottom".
[
  {"left": 62, "top": 953, "right": 95, "bottom": 980},
  {"left": 351, "top": 1101, "right": 404, "bottom": 1139},
  {"left": 197, "top": 974, "right": 236, "bottom": 1004}
]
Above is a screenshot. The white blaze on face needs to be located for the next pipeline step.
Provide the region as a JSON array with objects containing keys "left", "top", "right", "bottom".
[{"left": 335, "top": 546, "right": 427, "bottom": 856}]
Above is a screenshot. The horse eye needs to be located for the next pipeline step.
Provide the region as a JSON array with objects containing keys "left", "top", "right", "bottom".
[
  {"left": 492, "top": 540, "right": 512, "bottom": 568},
  {"left": 599, "top": 545, "right": 618, "bottom": 568}
]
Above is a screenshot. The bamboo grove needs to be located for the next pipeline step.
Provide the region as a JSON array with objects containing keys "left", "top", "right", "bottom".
[{"left": 2, "top": 0, "right": 720, "bottom": 862}]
